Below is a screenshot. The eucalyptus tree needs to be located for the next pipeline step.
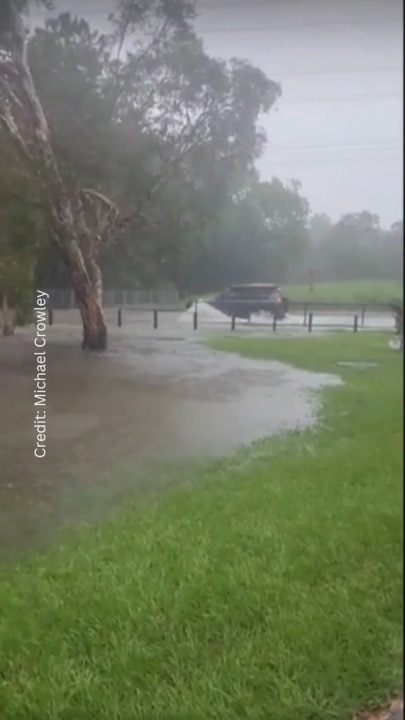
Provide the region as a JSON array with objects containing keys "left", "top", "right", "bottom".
[{"left": 0, "top": 0, "right": 280, "bottom": 348}]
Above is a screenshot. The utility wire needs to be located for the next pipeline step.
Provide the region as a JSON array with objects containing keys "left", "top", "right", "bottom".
[
  {"left": 27, "top": 14, "right": 402, "bottom": 103},
  {"left": 267, "top": 143, "right": 402, "bottom": 152},
  {"left": 198, "top": 20, "right": 400, "bottom": 34},
  {"left": 29, "top": 12, "right": 401, "bottom": 32},
  {"left": 264, "top": 68, "right": 401, "bottom": 78},
  {"left": 265, "top": 154, "right": 402, "bottom": 167},
  {"left": 277, "top": 93, "right": 401, "bottom": 105},
  {"left": 27, "top": 16, "right": 402, "bottom": 80}
]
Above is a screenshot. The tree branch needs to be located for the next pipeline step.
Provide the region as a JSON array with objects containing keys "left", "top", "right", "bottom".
[
  {"left": 107, "top": 15, "right": 170, "bottom": 118},
  {"left": 72, "top": 187, "right": 121, "bottom": 263},
  {"left": 0, "top": 98, "right": 32, "bottom": 159}
]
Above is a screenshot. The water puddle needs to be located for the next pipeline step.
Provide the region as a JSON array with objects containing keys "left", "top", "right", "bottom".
[
  {"left": 0, "top": 325, "right": 341, "bottom": 553},
  {"left": 336, "top": 361, "right": 379, "bottom": 369}
]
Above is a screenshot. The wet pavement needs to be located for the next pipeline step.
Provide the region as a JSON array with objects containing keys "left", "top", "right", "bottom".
[{"left": 0, "top": 313, "right": 342, "bottom": 553}]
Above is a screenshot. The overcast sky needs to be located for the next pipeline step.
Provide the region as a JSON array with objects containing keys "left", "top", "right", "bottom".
[{"left": 30, "top": 0, "right": 403, "bottom": 227}]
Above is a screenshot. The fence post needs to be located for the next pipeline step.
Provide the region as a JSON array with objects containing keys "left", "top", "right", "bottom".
[
  {"left": 153, "top": 309, "right": 158, "bottom": 330},
  {"left": 48, "top": 306, "right": 53, "bottom": 326},
  {"left": 303, "top": 304, "right": 308, "bottom": 326},
  {"left": 353, "top": 314, "right": 359, "bottom": 332},
  {"left": 231, "top": 315, "right": 236, "bottom": 330},
  {"left": 272, "top": 316, "right": 277, "bottom": 332},
  {"left": 308, "top": 312, "right": 313, "bottom": 333},
  {"left": 117, "top": 308, "right": 122, "bottom": 327},
  {"left": 361, "top": 305, "right": 365, "bottom": 326}
]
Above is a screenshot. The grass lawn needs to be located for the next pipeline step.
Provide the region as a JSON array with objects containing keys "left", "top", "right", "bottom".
[
  {"left": 283, "top": 279, "right": 403, "bottom": 305},
  {"left": 0, "top": 333, "right": 402, "bottom": 720}
]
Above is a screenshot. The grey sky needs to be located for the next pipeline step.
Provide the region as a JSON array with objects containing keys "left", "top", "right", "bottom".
[{"left": 30, "top": 0, "right": 403, "bottom": 227}]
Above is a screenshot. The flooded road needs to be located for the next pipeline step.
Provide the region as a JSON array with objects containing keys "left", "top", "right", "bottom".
[
  {"left": 179, "top": 300, "right": 395, "bottom": 332},
  {"left": 0, "top": 315, "right": 340, "bottom": 553}
]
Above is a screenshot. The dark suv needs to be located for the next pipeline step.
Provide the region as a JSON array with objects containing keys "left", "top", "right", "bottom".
[{"left": 208, "top": 283, "right": 289, "bottom": 321}]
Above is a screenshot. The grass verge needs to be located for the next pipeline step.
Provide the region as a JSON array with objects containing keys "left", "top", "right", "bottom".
[
  {"left": 0, "top": 333, "right": 403, "bottom": 720},
  {"left": 283, "top": 279, "right": 403, "bottom": 305},
  {"left": 186, "top": 279, "right": 403, "bottom": 306}
]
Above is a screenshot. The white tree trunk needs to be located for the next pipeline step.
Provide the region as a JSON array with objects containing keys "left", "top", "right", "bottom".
[{"left": 0, "top": 4, "right": 108, "bottom": 350}]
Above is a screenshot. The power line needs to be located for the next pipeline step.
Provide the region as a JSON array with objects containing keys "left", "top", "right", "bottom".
[
  {"left": 267, "top": 143, "right": 402, "bottom": 152},
  {"left": 196, "top": 0, "right": 402, "bottom": 13},
  {"left": 29, "top": 12, "right": 401, "bottom": 33},
  {"left": 27, "top": 16, "right": 401, "bottom": 80},
  {"left": 265, "top": 154, "right": 402, "bottom": 167},
  {"left": 198, "top": 20, "right": 400, "bottom": 34},
  {"left": 265, "top": 68, "right": 401, "bottom": 78},
  {"left": 278, "top": 93, "right": 401, "bottom": 105}
]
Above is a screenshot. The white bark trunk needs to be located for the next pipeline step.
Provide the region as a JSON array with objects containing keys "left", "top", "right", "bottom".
[{"left": 0, "top": 7, "right": 108, "bottom": 350}]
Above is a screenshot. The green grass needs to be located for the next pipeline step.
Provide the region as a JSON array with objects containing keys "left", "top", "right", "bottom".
[
  {"left": 283, "top": 279, "right": 403, "bottom": 305},
  {"left": 0, "top": 333, "right": 403, "bottom": 720},
  {"left": 186, "top": 279, "right": 403, "bottom": 307}
]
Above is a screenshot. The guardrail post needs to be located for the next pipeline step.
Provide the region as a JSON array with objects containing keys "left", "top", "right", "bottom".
[
  {"left": 153, "top": 309, "right": 158, "bottom": 329},
  {"left": 308, "top": 312, "right": 313, "bottom": 333},
  {"left": 117, "top": 308, "right": 122, "bottom": 327},
  {"left": 272, "top": 316, "right": 277, "bottom": 332},
  {"left": 231, "top": 315, "right": 236, "bottom": 330},
  {"left": 48, "top": 306, "right": 53, "bottom": 326},
  {"left": 353, "top": 314, "right": 359, "bottom": 332},
  {"left": 193, "top": 302, "right": 198, "bottom": 330}
]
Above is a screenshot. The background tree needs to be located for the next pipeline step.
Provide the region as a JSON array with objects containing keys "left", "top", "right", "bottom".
[
  {"left": 1, "top": 0, "right": 119, "bottom": 349},
  {"left": 305, "top": 211, "right": 403, "bottom": 285},
  {"left": 0, "top": 2, "right": 280, "bottom": 347},
  {"left": 0, "top": 131, "right": 44, "bottom": 335},
  {"left": 178, "top": 175, "right": 310, "bottom": 294}
]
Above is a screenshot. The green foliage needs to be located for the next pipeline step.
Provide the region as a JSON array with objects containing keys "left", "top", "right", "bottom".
[
  {"left": 187, "top": 208, "right": 403, "bottom": 297},
  {"left": 179, "top": 175, "right": 310, "bottom": 294},
  {"left": 3, "top": 4, "right": 403, "bottom": 298},
  {"left": 0, "top": 0, "right": 53, "bottom": 43},
  {"left": 304, "top": 212, "right": 404, "bottom": 284},
  {"left": 26, "top": 7, "right": 281, "bottom": 290},
  {"left": 0, "top": 134, "right": 44, "bottom": 322}
]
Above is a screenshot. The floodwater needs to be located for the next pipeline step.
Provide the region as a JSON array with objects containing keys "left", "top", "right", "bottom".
[
  {"left": 0, "top": 313, "right": 340, "bottom": 553},
  {"left": 179, "top": 300, "right": 394, "bottom": 332}
]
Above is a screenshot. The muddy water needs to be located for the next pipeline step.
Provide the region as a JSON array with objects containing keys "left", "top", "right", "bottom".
[{"left": 0, "top": 319, "right": 340, "bottom": 553}]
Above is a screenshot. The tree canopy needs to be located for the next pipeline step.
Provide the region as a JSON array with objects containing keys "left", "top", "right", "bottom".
[{"left": 0, "top": 0, "right": 402, "bottom": 336}]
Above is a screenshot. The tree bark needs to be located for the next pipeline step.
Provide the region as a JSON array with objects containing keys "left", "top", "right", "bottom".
[
  {"left": 0, "top": 5, "right": 108, "bottom": 351},
  {"left": 1, "top": 292, "right": 15, "bottom": 336},
  {"left": 65, "top": 244, "right": 107, "bottom": 350},
  {"left": 78, "top": 290, "right": 107, "bottom": 351}
]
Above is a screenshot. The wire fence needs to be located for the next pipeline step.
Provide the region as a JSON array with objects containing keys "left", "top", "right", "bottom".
[{"left": 43, "top": 288, "right": 181, "bottom": 309}]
